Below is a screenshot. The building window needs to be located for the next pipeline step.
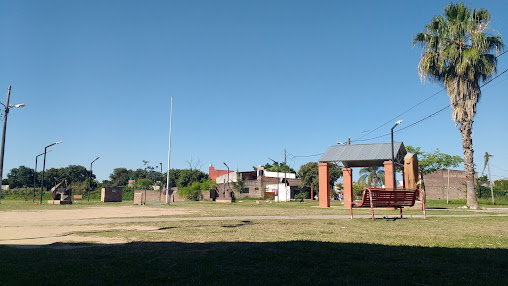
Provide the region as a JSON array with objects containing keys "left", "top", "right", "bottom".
[
  {"left": 243, "top": 188, "right": 250, "bottom": 193},
  {"left": 255, "top": 187, "right": 259, "bottom": 190}
]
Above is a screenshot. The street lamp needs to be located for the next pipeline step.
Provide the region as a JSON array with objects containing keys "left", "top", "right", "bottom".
[
  {"left": 32, "top": 150, "right": 51, "bottom": 203},
  {"left": 0, "top": 86, "right": 25, "bottom": 204},
  {"left": 223, "top": 162, "right": 229, "bottom": 198},
  {"left": 391, "top": 120, "right": 403, "bottom": 189},
  {"left": 39, "top": 141, "right": 62, "bottom": 204},
  {"left": 89, "top": 156, "right": 100, "bottom": 202}
]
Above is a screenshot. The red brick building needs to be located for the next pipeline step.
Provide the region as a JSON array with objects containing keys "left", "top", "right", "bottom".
[{"left": 423, "top": 169, "right": 474, "bottom": 200}]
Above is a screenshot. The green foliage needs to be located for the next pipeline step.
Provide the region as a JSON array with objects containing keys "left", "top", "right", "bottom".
[
  {"left": 135, "top": 178, "right": 153, "bottom": 190},
  {"left": 353, "top": 181, "right": 367, "bottom": 197},
  {"left": 178, "top": 179, "right": 216, "bottom": 201},
  {"left": 494, "top": 180, "right": 508, "bottom": 191},
  {"left": 406, "top": 145, "right": 463, "bottom": 175},
  {"left": 255, "top": 162, "right": 296, "bottom": 173},
  {"left": 358, "top": 167, "right": 385, "bottom": 187},
  {"left": 297, "top": 162, "right": 342, "bottom": 192},
  {"left": 176, "top": 169, "right": 208, "bottom": 188},
  {"left": 294, "top": 192, "right": 308, "bottom": 202},
  {"left": 6, "top": 166, "right": 34, "bottom": 188}
]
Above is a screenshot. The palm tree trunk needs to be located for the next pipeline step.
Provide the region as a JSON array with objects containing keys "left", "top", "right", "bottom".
[{"left": 460, "top": 119, "right": 479, "bottom": 209}]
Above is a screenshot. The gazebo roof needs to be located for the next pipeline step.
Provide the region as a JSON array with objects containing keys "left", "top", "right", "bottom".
[{"left": 319, "top": 142, "right": 407, "bottom": 168}]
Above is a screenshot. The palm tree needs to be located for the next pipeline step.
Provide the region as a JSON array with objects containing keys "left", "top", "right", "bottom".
[
  {"left": 358, "top": 167, "right": 385, "bottom": 188},
  {"left": 413, "top": 3, "right": 504, "bottom": 209}
]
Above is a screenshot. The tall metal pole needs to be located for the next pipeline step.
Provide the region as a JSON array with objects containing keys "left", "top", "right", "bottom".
[
  {"left": 33, "top": 151, "right": 50, "bottom": 202},
  {"left": 223, "top": 162, "right": 229, "bottom": 198},
  {"left": 40, "top": 147, "right": 49, "bottom": 204},
  {"left": 284, "top": 149, "right": 287, "bottom": 201},
  {"left": 391, "top": 120, "right": 402, "bottom": 190},
  {"left": 0, "top": 86, "right": 11, "bottom": 204},
  {"left": 89, "top": 157, "right": 99, "bottom": 202},
  {"left": 39, "top": 141, "right": 62, "bottom": 204},
  {"left": 165, "top": 97, "right": 173, "bottom": 204}
]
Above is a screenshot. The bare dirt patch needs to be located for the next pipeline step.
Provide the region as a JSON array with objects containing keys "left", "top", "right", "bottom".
[{"left": 0, "top": 206, "right": 194, "bottom": 246}]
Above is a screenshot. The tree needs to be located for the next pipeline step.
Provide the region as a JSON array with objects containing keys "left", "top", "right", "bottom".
[
  {"left": 358, "top": 167, "right": 385, "bottom": 187},
  {"left": 176, "top": 169, "right": 208, "bottom": 188},
  {"left": 297, "top": 162, "right": 342, "bottom": 193},
  {"left": 406, "top": 145, "right": 463, "bottom": 202},
  {"left": 254, "top": 162, "right": 296, "bottom": 174},
  {"left": 6, "top": 166, "right": 34, "bottom": 188},
  {"left": 109, "top": 168, "right": 132, "bottom": 186},
  {"left": 413, "top": 3, "right": 504, "bottom": 208}
]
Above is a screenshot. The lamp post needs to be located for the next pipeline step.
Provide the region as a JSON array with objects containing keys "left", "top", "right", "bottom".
[
  {"left": 223, "top": 162, "right": 229, "bottom": 198},
  {"left": 0, "top": 86, "right": 25, "bottom": 204},
  {"left": 33, "top": 150, "right": 51, "bottom": 202},
  {"left": 40, "top": 141, "right": 62, "bottom": 204},
  {"left": 89, "top": 157, "right": 100, "bottom": 202},
  {"left": 391, "top": 120, "right": 403, "bottom": 189}
]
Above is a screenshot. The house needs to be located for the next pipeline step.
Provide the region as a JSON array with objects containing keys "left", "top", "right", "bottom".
[{"left": 212, "top": 165, "right": 302, "bottom": 201}]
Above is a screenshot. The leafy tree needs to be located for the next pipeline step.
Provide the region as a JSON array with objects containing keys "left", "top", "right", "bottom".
[
  {"left": 254, "top": 162, "right": 296, "bottom": 173},
  {"left": 413, "top": 3, "right": 504, "bottom": 208},
  {"left": 109, "top": 168, "right": 132, "bottom": 186},
  {"left": 358, "top": 167, "right": 385, "bottom": 187},
  {"left": 353, "top": 181, "right": 367, "bottom": 197},
  {"left": 178, "top": 178, "right": 216, "bottom": 201},
  {"left": 406, "top": 145, "right": 463, "bottom": 201},
  {"left": 176, "top": 169, "right": 208, "bottom": 188},
  {"left": 134, "top": 178, "right": 153, "bottom": 190},
  {"left": 6, "top": 166, "right": 35, "bottom": 188},
  {"left": 297, "top": 162, "right": 342, "bottom": 192}
]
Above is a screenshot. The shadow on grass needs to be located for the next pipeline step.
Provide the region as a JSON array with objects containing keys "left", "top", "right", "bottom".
[{"left": 0, "top": 241, "right": 506, "bottom": 285}]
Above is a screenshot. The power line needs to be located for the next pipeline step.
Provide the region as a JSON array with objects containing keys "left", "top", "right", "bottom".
[
  {"left": 356, "top": 51, "right": 507, "bottom": 142},
  {"left": 353, "top": 66, "right": 508, "bottom": 143}
]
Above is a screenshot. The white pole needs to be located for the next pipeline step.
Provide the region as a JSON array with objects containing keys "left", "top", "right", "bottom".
[{"left": 165, "top": 97, "right": 173, "bottom": 204}]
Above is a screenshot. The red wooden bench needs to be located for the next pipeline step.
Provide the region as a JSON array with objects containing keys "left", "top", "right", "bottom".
[{"left": 350, "top": 188, "right": 426, "bottom": 220}]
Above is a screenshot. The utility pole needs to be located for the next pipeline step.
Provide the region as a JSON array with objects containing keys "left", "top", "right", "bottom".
[
  {"left": 487, "top": 160, "right": 495, "bottom": 205},
  {"left": 284, "top": 149, "right": 287, "bottom": 201},
  {"left": 0, "top": 86, "right": 11, "bottom": 204},
  {"left": 165, "top": 96, "right": 173, "bottom": 204}
]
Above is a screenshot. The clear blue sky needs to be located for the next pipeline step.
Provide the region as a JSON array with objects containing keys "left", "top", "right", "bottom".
[{"left": 1, "top": 0, "right": 507, "bottom": 182}]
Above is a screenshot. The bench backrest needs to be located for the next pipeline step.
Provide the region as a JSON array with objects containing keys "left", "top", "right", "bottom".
[{"left": 363, "top": 188, "right": 418, "bottom": 207}]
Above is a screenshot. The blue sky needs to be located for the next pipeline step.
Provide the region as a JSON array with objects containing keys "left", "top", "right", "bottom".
[{"left": 1, "top": 0, "right": 507, "bottom": 182}]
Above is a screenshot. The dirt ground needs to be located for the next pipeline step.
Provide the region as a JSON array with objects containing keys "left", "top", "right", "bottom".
[
  {"left": 0, "top": 206, "right": 194, "bottom": 246},
  {"left": 2, "top": 205, "right": 508, "bottom": 247}
]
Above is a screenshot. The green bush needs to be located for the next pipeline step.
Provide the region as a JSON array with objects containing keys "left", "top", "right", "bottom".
[{"left": 294, "top": 192, "right": 308, "bottom": 202}]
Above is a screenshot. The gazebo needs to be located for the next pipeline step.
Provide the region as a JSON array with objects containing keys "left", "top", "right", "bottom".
[{"left": 318, "top": 142, "right": 408, "bottom": 208}]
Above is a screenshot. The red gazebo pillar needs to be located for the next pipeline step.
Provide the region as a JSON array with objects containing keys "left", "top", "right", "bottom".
[
  {"left": 343, "top": 168, "right": 353, "bottom": 207},
  {"left": 318, "top": 163, "right": 330, "bottom": 208},
  {"left": 384, "top": 161, "right": 394, "bottom": 189}
]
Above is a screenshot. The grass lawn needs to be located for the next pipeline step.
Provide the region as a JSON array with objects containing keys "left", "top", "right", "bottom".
[{"left": 1, "top": 199, "right": 507, "bottom": 285}]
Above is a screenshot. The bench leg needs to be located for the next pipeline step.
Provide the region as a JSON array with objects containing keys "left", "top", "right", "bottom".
[{"left": 400, "top": 207, "right": 403, "bottom": 219}]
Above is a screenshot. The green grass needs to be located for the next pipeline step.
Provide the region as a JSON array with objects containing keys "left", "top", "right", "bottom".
[{"left": 1, "top": 200, "right": 508, "bottom": 285}]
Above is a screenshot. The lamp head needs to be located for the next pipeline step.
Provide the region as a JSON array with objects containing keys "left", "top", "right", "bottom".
[
  {"left": 395, "top": 120, "right": 403, "bottom": 125},
  {"left": 10, "top": 103, "right": 25, "bottom": 108},
  {"left": 337, "top": 141, "right": 345, "bottom": 145}
]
